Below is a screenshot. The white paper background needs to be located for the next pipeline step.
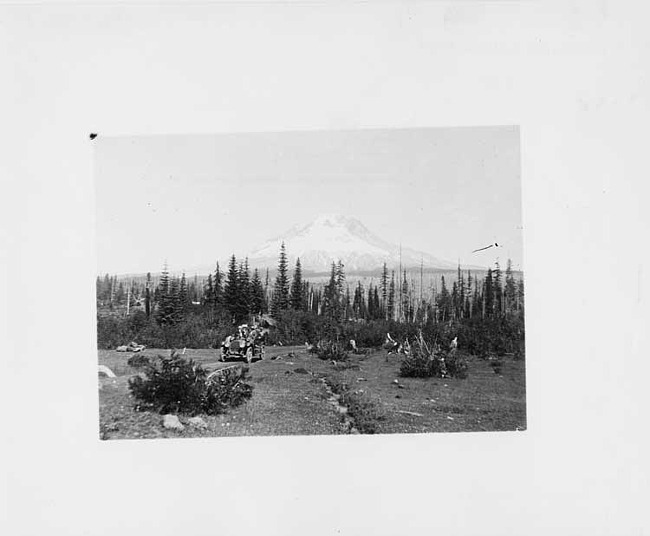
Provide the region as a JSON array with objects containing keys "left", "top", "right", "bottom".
[{"left": 1, "top": 1, "right": 648, "bottom": 535}]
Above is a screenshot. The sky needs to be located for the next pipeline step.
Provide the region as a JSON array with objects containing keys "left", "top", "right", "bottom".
[{"left": 94, "top": 126, "right": 522, "bottom": 275}]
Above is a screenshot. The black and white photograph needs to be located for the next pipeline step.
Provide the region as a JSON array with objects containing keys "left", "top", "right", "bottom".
[
  {"left": 4, "top": 2, "right": 648, "bottom": 535},
  {"left": 95, "top": 126, "right": 525, "bottom": 439}
]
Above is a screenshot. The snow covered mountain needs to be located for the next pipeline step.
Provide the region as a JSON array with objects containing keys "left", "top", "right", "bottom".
[{"left": 246, "top": 213, "right": 458, "bottom": 274}]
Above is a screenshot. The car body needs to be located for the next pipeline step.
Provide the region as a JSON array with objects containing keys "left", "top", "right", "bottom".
[{"left": 220, "top": 324, "right": 266, "bottom": 363}]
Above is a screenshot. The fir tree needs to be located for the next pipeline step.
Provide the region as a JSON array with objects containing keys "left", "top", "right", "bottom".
[
  {"left": 204, "top": 274, "right": 214, "bottom": 307},
  {"left": 250, "top": 268, "right": 266, "bottom": 315},
  {"left": 169, "top": 276, "right": 182, "bottom": 323},
  {"left": 494, "top": 260, "right": 503, "bottom": 316},
  {"left": 352, "top": 281, "right": 364, "bottom": 319},
  {"left": 323, "top": 261, "right": 345, "bottom": 323},
  {"left": 504, "top": 259, "right": 517, "bottom": 314},
  {"left": 401, "top": 270, "right": 409, "bottom": 322},
  {"left": 381, "top": 263, "right": 388, "bottom": 314},
  {"left": 271, "top": 242, "right": 290, "bottom": 316},
  {"left": 367, "top": 284, "right": 375, "bottom": 320},
  {"left": 214, "top": 262, "right": 224, "bottom": 307},
  {"left": 516, "top": 277, "right": 525, "bottom": 312},
  {"left": 290, "top": 258, "right": 305, "bottom": 310},
  {"left": 145, "top": 272, "right": 152, "bottom": 318},
  {"left": 155, "top": 263, "right": 176, "bottom": 325},
  {"left": 179, "top": 272, "right": 191, "bottom": 313},
  {"left": 387, "top": 271, "right": 396, "bottom": 321},
  {"left": 238, "top": 259, "right": 252, "bottom": 316},
  {"left": 437, "top": 275, "right": 451, "bottom": 322},
  {"left": 484, "top": 268, "right": 494, "bottom": 317},
  {"left": 224, "top": 254, "right": 243, "bottom": 322}
]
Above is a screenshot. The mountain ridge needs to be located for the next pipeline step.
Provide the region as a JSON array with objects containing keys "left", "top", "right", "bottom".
[{"left": 244, "top": 213, "right": 480, "bottom": 274}]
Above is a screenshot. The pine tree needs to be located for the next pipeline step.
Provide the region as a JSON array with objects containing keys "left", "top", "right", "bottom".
[
  {"left": 494, "top": 260, "right": 503, "bottom": 316},
  {"left": 484, "top": 268, "right": 494, "bottom": 317},
  {"left": 387, "top": 271, "right": 396, "bottom": 321},
  {"left": 367, "top": 284, "right": 375, "bottom": 320},
  {"left": 214, "top": 262, "right": 224, "bottom": 307},
  {"left": 373, "top": 287, "right": 380, "bottom": 320},
  {"left": 401, "top": 270, "right": 409, "bottom": 322},
  {"left": 381, "top": 263, "right": 388, "bottom": 316},
  {"left": 451, "top": 281, "right": 458, "bottom": 320},
  {"left": 155, "top": 263, "right": 176, "bottom": 325},
  {"left": 145, "top": 272, "right": 152, "bottom": 318},
  {"left": 238, "top": 259, "right": 252, "bottom": 316},
  {"left": 465, "top": 271, "right": 472, "bottom": 318},
  {"left": 335, "top": 260, "right": 345, "bottom": 296},
  {"left": 437, "top": 275, "right": 451, "bottom": 322},
  {"left": 224, "top": 255, "right": 241, "bottom": 322},
  {"left": 352, "top": 281, "right": 364, "bottom": 319},
  {"left": 504, "top": 259, "right": 517, "bottom": 314},
  {"left": 179, "top": 272, "right": 191, "bottom": 313},
  {"left": 290, "top": 258, "right": 305, "bottom": 310},
  {"left": 250, "top": 268, "right": 266, "bottom": 315},
  {"left": 323, "top": 261, "right": 345, "bottom": 323},
  {"left": 204, "top": 274, "right": 214, "bottom": 307},
  {"left": 169, "top": 276, "right": 183, "bottom": 323},
  {"left": 271, "top": 242, "right": 290, "bottom": 316}
]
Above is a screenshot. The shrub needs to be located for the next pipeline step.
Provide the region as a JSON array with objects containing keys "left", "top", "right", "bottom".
[
  {"left": 315, "top": 340, "right": 349, "bottom": 361},
  {"left": 444, "top": 349, "right": 468, "bottom": 379},
  {"left": 127, "top": 354, "right": 150, "bottom": 368},
  {"left": 399, "top": 335, "right": 468, "bottom": 379},
  {"left": 128, "top": 355, "right": 253, "bottom": 415},
  {"left": 342, "top": 321, "right": 391, "bottom": 348},
  {"left": 399, "top": 336, "right": 443, "bottom": 378}
]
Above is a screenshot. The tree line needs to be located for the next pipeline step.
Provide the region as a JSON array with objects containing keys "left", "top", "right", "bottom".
[{"left": 98, "top": 242, "right": 524, "bottom": 334}]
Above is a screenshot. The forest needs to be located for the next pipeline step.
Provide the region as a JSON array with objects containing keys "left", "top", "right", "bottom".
[{"left": 97, "top": 242, "right": 525, "bottom": 358}]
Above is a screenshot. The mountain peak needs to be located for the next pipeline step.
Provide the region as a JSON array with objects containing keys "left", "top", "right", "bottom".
[
  {"left": 247, "top": 214, "right": 458, "bottom": 274},
  {"left": 312, "top": 213, "right": 357, "bottom": 225}
]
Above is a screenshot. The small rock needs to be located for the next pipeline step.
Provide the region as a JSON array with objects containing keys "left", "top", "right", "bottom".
[
  {"left": 188, "top": 416, "right": 208, "bottom": 429},
  {"left": 356, "top": 378, "right": 367, "bottom": 382},
  {"left": 163, "top": 414, "right": 184, "bottom": 430},
  {"left": 397, "top": 384, "right": 405, "bottom": 389},
  {"left": 393, "top": 379, "right": 399, "bottom": 384},
  {"left": 395, "top": 394, "right": 402, "bottom": 399},
  {"left": 446, "top": 416, "right": 454, "bottom": 421}
]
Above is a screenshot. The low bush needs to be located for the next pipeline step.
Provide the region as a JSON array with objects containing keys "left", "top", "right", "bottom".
[
  {"left": 444, "top": 349, "right": 468, "bottom": 379},
  {"left": 126, "top": 354, "right": 150, "bottom": 368},
  {"left": 97, "top": 311, "right": 232, "bottom": 350},
  {"left": 399, "top": 335, "right": 468, "bottom": 379},
  {"left": 399, "top": 336, "right": 443, "bottom": 378},
  {"left": 128, "top": 355, "right": 253, "bottom": 415},
  {"left": 315, "top": 341, "right": 349, "bottom": 361}
]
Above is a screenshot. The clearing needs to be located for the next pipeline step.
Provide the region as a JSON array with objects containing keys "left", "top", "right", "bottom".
[{"left": 98, "top": 346, "right": 526, "bottom": 440}]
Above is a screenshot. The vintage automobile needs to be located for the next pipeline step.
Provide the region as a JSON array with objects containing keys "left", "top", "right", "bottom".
[
  {"left": 116, "top": 341, "right": 146, "bottom": 353},
  {"left": 220, "top": 324, "right": 266, "bottom": 363}
]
